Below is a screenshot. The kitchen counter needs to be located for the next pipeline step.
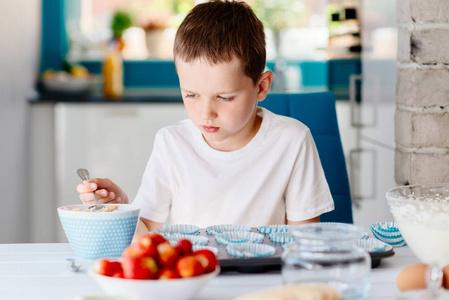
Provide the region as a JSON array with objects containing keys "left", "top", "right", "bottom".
[
  {"left": 30, "top": 58, "right": 361, "bottom": 103},
  {"left": 30, "top": 86, "right": 336, "bottom": 104},
  {"left": 0, "top": 243, "right": 415, "bottom": 299},
  {"left": 30, "top": 88, "right": 183, "bottom": 103}
]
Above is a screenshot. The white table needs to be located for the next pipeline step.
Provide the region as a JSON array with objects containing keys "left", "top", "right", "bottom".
[{"left": 0, "top": 243, "right": 417, "bottom": 299}]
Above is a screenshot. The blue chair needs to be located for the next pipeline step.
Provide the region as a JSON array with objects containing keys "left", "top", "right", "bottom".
[{"left": 259, "top": 91, "right": 353, "bottom": 224}]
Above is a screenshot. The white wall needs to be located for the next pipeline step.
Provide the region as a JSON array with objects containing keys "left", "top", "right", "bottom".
[{"left": 0, "top": 1, "right": 41, "bottom": 243}]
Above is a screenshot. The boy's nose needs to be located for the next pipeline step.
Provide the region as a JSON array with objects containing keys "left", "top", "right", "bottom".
[{"left": 201, "top": 101, "right": 218, "bottom": 120}]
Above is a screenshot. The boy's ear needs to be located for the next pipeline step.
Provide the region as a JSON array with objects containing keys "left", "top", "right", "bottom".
[{"left": 256, "top": 70, "right": 273, "bottom": 102}]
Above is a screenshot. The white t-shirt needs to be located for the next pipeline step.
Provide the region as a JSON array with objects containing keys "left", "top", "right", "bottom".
[{"left": 132, "top": 107, "right": 334, "bottom": 227}]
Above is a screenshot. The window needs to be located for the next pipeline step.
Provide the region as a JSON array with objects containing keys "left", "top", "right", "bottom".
[
  {"left": 65, "top": 0, "right": 195, "bottom": 61},
  {"left": 64, "top": 0, "right": 328, "bottom": 62},
  {"left": 41, "top": 0, "right": 334, "bottom": 90}
]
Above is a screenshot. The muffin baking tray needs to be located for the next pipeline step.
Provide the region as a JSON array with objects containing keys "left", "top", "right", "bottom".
[
  {"left": 200, "top": 227, "right": 283, "bottom": 273},
  {"left": 162, "top": 227, "right": 395, "bottom": 272}
]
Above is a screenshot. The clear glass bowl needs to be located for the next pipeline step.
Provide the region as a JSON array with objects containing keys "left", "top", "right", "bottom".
[
  {"left": 386, "top": 184, "right": 449, "bottom": 267},
  {"left": 387, "top": 184, "right": 449, "bottom": 300},
  {"left": 281, "top": 223, "right": 371, "bottom": 299}
]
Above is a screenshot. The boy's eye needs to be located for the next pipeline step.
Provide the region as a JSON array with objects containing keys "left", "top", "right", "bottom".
[
  {"left": 218, "top": 96, "right": 235, "bottom": 102},
  {"left": 185, "top": 94, "right": 198, "bottom": 99}
]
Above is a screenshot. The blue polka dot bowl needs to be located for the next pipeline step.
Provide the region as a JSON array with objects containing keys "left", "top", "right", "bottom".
[{"left": 57, "top": 204, "right": 140, "bottom": 260}]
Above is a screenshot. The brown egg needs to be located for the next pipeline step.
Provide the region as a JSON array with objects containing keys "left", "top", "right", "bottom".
[{"left": 396, "top": 263, "right": 449, "bottom": 291}]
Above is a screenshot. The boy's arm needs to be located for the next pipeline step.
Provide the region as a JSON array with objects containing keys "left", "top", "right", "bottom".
[
  {"left": 288, "top": 216, "right": 320, "bottom": 225},
  {"left": 133, "top": 217, "right": 164, "bottom": 242}
]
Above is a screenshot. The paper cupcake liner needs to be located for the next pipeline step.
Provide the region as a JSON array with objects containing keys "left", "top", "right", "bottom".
[
  {"left": 206, "top": 224, "right": 251, "bottom": 235},
  {"left": 269, "top": 232, "right": 294, "bottom": 244},
  {"left": 215, "top": 231, "right": 264, "bottom": 244},
  {"left": 312, "top": 222, "right": 368, "bottom": 240},
  {"left": 282, "top": 242, "right": 295, "bottom": 252},
  {"left": 165, "top": 233, "right": 209, "bottom": 246},
  {"left": 226, "top": 243, "right": 276, "bottom": 258},
  {"left": 370, "top": 222, "right": 406, "bottom": 247},
  {"left": 153, "top": 224, "right": 200, "bottom": 236},
  {"left": 360, "top": 232, "right": 369, "bottom": 240},
  {"left": 193, "top": 245, "right": 219, "bottom": 255},
  {"left": 357, "top": 238, "right": 389, "bottom": 252},
  {"left": 257, "top": 225, "right": 292, "bottom": 235}
]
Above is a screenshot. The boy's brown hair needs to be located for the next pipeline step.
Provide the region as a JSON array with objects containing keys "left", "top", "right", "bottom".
[{"left": 174, "top": 0, "right": 266, "bottom": 85}]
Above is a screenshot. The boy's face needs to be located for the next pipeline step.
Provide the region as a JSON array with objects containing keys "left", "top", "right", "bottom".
[{"left": 177, "top": 57, "right": 267, "bottom": 151}]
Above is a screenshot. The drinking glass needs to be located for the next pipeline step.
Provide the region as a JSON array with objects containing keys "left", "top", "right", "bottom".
[
  {"left": 387, "top": 184, "right": 449, "bottom": 300},
  {"left": 281, "top": 223, "right": 371, "bottom": 299}
]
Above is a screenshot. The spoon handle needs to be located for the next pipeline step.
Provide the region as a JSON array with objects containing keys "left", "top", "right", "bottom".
[
  {"left": 77, "top": 168, "right": 90, "bottom": 181},
  {"left": 76, "top": 168, "right": 102, "bottom": 210}
]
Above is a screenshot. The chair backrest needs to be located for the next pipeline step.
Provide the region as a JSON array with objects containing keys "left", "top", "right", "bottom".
[{"left": 259, "top": 91, "right": 353, "bottom": 223}]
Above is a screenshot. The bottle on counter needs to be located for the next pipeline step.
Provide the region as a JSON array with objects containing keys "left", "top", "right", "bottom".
[{"left": 102, "top": 39, "right": 123, "bottom": 99}]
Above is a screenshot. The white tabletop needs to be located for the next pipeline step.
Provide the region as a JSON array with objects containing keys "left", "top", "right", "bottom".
[{"left": 0, "top": 243, "right": 417, "bottom": 300}]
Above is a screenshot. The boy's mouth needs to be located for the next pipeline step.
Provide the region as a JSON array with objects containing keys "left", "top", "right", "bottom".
[{"left": 202, "top": 126, "right": 219, "bottom": 133}]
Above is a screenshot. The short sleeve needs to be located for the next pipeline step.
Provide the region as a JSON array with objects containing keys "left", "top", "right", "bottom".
[
  {"left": 285, "top": 130, "right": 334, "bottom": 221},
  {"left": 131, "top": 131, "right": 175, "bottom": 223}
]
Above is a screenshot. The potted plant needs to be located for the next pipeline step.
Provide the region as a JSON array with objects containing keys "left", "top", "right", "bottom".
[
  {"left": 111, "top": 10, "right": 133, "bottom": 52},
  {"left": 132, "top": 0, "right": 194, "bottom": 57}
]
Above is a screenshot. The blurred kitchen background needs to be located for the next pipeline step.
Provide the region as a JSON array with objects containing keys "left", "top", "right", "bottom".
[{"left": 1, "top": 0, "right": 397, "bottom": 243}]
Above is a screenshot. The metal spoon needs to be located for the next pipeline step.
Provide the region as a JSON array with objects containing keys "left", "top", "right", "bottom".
[
  {"left": 66, "top": 258, "right": 81, "bottom": 272},
  {"left": 76, "top": 168, "right": 104, "bottom": 211}
]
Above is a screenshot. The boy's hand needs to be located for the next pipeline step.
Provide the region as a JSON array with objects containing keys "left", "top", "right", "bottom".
[{"left": 76, "top": 178, "right": 129, "bottom": 205}]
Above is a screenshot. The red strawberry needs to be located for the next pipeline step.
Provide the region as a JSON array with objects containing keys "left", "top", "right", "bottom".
[
  {"left": 176, "top": 255, "right": 205, "bottom": 278},
  {"left": 149, "top": 233, "right": 167, "bottom": 245},
  {"left": 194, "top": 249, "right": 218, "bottom": 273},
  {"left": 94, "top": 259, "right": 122, "bottom": 277},
  {"left": 137, "top": 234, "right": 158, "bottom": 257},
  {"left": 157, "top": 242, "right": 180, "bottom": 268},
  {"left": 122, "top": 256, "right": 158, "bottom": 279},
  {"left": 121, "top": 245, "right": 159, "bottom": 279},
  {"left": 157, "top": 268, "right": 180, "bottom": 279},
  {"left": 175, "top": 239, "right": 193, "bottom": 256}
]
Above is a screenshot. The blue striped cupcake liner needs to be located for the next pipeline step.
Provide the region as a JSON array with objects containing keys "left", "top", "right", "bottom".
[
  {"left": 282, "top": 242, "right": 295, "bottom": 252},
  {"left": 370, "top": 222, "right": 406, "bottom": 247},
  {"left": 257, "top": 225, "right": 292, "bottom": 235},
  {"left": 206, "top": 224, "right": 251, "bottom": 235},
  {"left": 318, "top": 223, "right": 369, "bottom": 240},
  {"left": 357, "top": 238, "right": 390, "bottom": 252},
  {"left": 193, "top": 245, "right": 219, "bottom": 255},
  {"left": 215, "top": 231, "right": 264, "bottom": 244},
  {"left": 153, "top": 224, "right": 199, "bottom": 236},
  {"left": 165, "top": 233, "right": 209, "bottom": 246},
  {"left": 269, "top": 232, "right": 294, "bottom": 244},
  {"left": 226, "top": 243, "right": 276, "bottom": 258}
]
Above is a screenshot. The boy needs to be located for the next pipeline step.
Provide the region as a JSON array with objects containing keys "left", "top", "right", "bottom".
[{"left": 77, "top": 0, "right": 334, "bottom": 239}]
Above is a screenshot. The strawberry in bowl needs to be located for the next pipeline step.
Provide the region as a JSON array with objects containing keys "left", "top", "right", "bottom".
[{"left": 88, "top": 233, "right": 220, "bottom": 300}]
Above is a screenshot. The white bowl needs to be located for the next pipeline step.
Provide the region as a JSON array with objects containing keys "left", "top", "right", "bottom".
[
  {"left": 57, "top": 204, "right": 140, "bottom": 260},
  {"left": 43, "top": 77, "right": 92, "bottom": 94},
  {"left": 88, "top": 267, "right": 220, "bottom": 300}
]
